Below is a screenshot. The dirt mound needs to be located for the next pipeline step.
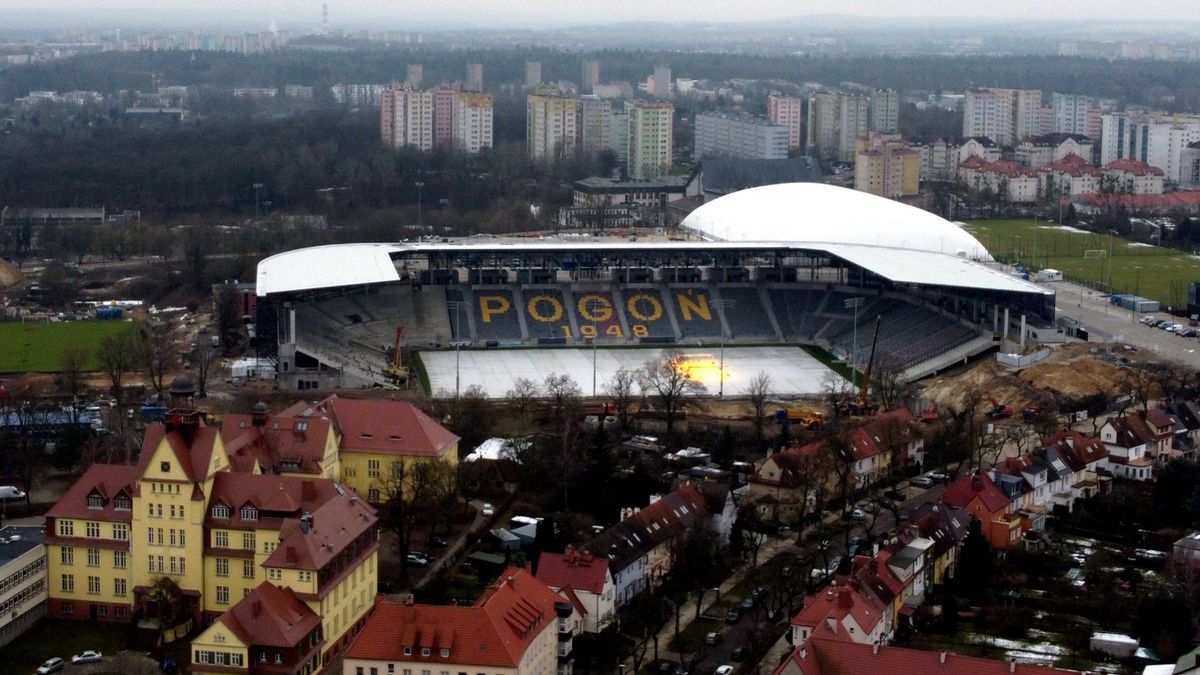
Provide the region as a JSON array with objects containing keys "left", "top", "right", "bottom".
[
  {"left": 1016, "top": 356, "right": 1125, "bottom": 401},
  {"left": 0, "top": 257, "right": 21, "bottom": 289}
]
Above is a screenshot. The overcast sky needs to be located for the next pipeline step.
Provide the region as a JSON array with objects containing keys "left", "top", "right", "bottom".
[{"left": 1, "top": 0, "right": 1196, "bottom": 29}]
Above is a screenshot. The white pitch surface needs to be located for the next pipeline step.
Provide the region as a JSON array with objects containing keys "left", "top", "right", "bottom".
[{"left": 419, "top": 345, "right": 844, "bottom": 398}]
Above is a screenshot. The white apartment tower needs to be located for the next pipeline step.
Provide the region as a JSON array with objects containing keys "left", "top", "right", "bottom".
[
  {"left": 694, "top": 113, "right": 789, "bottom": 160},
  {"left": 1101, "top": 112, "right": 1200, "bottom": 183},
  {"left": 454, "top": 92, "right": 494, "bottom": 154},
  {"left": 380, "top": 84, "right": 434, "bottom": 151},
  {"left": 652, "top": 65, "right": 672, "bottom": 99},
  {"left": 525, "top": 61, "right": 543, "bottom": 88},
  {"left": 1052, "top": 93, "right": 1095, "bottom": 135},
  {"left": 609, "top": 112, "right": 630, "bottom": 165},
  {"left": 869, "top": 89, "right": 899, "bottom": 133},
  {"left": 527, "top": 94, "right": 580, "bottom": 163},
  {"left": 582, "top": 59, "right": 600, "bottom": 95},
  {"left": 405, "top": 64, "right": 423, "bottom": 88},
  {"left": 767, "top": 95, "right": 804, "bottom": 152},
  {"left": 579, "top": 95, "right": 612, "bottom": 154},
  {"left": 839, "top": 94, "right": 870, "bottom": 163},
  {"left": 626, "top": 100, "right": 673, "bottom": 180},
  {"left": 963, "top": 88, "right": 1043, "bottom": 145},
  {"left": 466, "top": 63, "right": 484, "bottom": 92}
]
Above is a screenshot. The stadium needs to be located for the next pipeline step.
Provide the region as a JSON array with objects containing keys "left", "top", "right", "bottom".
[{"left": 254, "top": 183, "right": 1055, "bottom": 397}]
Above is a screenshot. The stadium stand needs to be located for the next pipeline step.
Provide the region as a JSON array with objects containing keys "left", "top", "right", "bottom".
[
  {"left": 671, "top": 286, "right": 724, "bottom": 339},
  {"left": 471, "top": 288, "right": 523, "bottom": 343},
  {"left": 716, "top": 286, "right": 776, "bottom": 338},
  {"left": 619, "top": 286, "right": 676, "bottom": 341}
]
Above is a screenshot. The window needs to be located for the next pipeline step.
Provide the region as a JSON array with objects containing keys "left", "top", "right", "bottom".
[
  {"left": 170, "top": 505, "right": 176, "bottom": 518},
  {"left": 216, "top": 586, "right": 230, "bottom": 604},
  {"left": 157, "top": 528, "right": 164, "bottom": 544},
  {"left": 148, "top": 556, "right": 154, "bottom": 572},
  {"left": 215, "top": 531, "right": 229, "bottom": 548},
  {"left": 179, "top": 530, "right": 186, "bottom": 547},
  {"left": 275, "top": 652, "right": 283, "bottom": 664},
  {"left": 442, "top": 649, "right": 450, "bottom": 658},
  {"left": 216, "top": 558, "right": 229, "bottom": 577},
  {"left": 160, "top": 461, "right": 170, "bottom": 472},
  {"left": 213, "top": 504, "right": 230, "bottom": 519},
  {"left": 147, "top": 527, "right": 154, "bottom": 544},
  {"left": 169, "top": 529, "right": 176, "bottom": 546},
  {"left": 170, "top": 557, "right": 177, "bottom": 574},
  {"left": 115, "top": 578, "right": 127, "bottom": 596},
  {"left": 241, "top": 506, "right": 258, "bottom": 521},
  {"left": 269, "top": 569, "right": 282, "bottom": 581},
  {"left": 368, "top": 459, "right": 381, "bottom": 478},
  {"left": 368, "top": 488, "right": 381, "bottom": 502},
  {"left": 242, "top": 533, "right": 255, "bottom": 551},
  {"left": 113, "top": 524, "right": 128, "bottom": 541},
  {"left": 180, "top": 557, "right": 186, "bottom": 575},
  {"left": 157, "top": 555, "right": 164, "bottom": 572},
  {"left": 156, "top": 504, "right": 162, "bottom": 518},
  {"left": 115, "top": 607, "right": 126, "bottom": 618},
  {"left": 87, "top": 576, "right": 100, "bottom": 595},
  {"left": 61, "top": 574, "right": 74, "bottom": 592},
  {"left": 114, "top": 550, "right": 126, "bottom": 569},
  {"left": 58, "top": 520, "right": 74, "bottom": 537},
  {"left": 60, "top": 547, "right": 74, "bottom": 565},
  {"left": 403, "top": 647, "right": 412, "bottom": 656},
  {"left": 243, "top": 560, "right": 255, "bottom": 579},
  {"left": 115, "top": 495, "right": 131, "bottom": 510},
  {"left": 260, "top": 652, "right": 267, "bottom": 664},
  {"left": 148, "top": 503, "right": 155, "bottom": 518},
  {"left": 97, "top": 605, "right": 107, "bottom": 617},
  {"left": 422, "top": 648, "right": 431, "bottom": 657},
  {"left": 87, "top": 494, "right": 104, "bottom": 509},
  {"left": 87, "top": 548, "right": 100, "bottom": 567},
  {"left": 61, "top": 602, "right": 74, "bottom": 614}
]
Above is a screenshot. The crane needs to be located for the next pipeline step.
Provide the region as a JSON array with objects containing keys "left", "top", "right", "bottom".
[
  {"left": 856, "top": 314, "right": 882, "bottom": 414},
  {"left": 384, "top": 326, "right": 407, "bottom": 383}
]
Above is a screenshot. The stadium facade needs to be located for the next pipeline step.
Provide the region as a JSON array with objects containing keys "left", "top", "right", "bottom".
[{"left": 255, "top": 184, "right": 1055, "bottom": 395}]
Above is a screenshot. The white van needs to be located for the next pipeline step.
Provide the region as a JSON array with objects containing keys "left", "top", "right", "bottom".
[{"left": 0, "top": 486, "right": 26, "bottom": 500}]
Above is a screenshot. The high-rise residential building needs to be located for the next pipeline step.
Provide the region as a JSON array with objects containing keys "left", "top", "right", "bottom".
[
  {"left": 854, "top": 132, "right": 920, "bottom": 198},
  {"left": 465, "top": 63, "right": 483, "bottom": 92},
  {"left": 609, "top": 111, "right": 630, "bottom": 165},
  {"left": 524, "top": 61, "right": 542, "bottom": 88},
  {"left": 454, "top": 92, "right": 494, "bottom": 154},
  {"left": 652, "top": 65, "right": 672, "bottom": 99},
  {"left": 405, "top": 63, "right": 423, "bottom": 88},
  {"left": 432, "top": 83, "right": 460, "bottom": 149},
  {"left": 767, "top": 94, "right": 804, "bottom": 152},
  {"left": 963, "top": 88, "right": 1043, "bottom": 145},
  {"left": 380, "top": 83, "right": 434, "bottom": 151},
  {"left": 578, "top": 95, "right": 612, "bottom": 155},
  {"left": 838, "top": 94, "right": 870, "bottom": 163},
  {"left": 527, "top": 94, "right": 580, "bottom": 163},
  {"left": 694, "top": 112, "right": 789, "bottom": 160},
  {"left": 1100, "top": 111, "right": 1200, "bottom": 183},
  {"left": 582, "top": 59, "right": 600, "bottom": 94},
  {"left": 806, "top": 92, "right": 841, "bottom": 161},
  {"left": 626, "top": 100, "right": 673, "bottom": 180},
  {"left": 869, "top": 89, "right": 899, "bottom": 133},
  {"left": 1052, "top": 93, "right": 1096, "bottom": 135}
]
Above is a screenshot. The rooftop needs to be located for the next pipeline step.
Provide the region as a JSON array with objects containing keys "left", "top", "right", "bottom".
[{"left": 0, "top": 525, "right": 45, "bottom": 566}]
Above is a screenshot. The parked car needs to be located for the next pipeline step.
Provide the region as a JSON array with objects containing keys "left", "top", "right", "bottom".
[
  {"left": 1181, "top": 329, "right": 1198, "bottom": 338},
  {"left": 704, "top": 631, "right": 722, "bottom": 645},
  {"left": 0, "top": 485, "right": 25, "bottom": 500},
  {"left": 883, "top": 488, "right": 906, "bottom": 501},
  {"left": 725, "top": 609, "right": 741, "bottom": 623},
  {"left": 406, "top": 553, "right": 430, "bottom": 567},
  {"left": 859, "top": 501, "right": 880, "bottom": 514},
  {"left": 851, "top": 508, "right": 868, "bottom": 520},
  {"left": 715, "top": 666, "right": 735, "bottom": 675},
  {"left": 160, "top": 657, "right": 179, "bottom": 673},
  {"left": 1141, "top": 315, "right": 1157, "bottom": 325},
  {"left": 428, "top": 536, "right": 449, "bottom": 548},
  {"left": 910, "top": 476, "right": 935, "bottom": 488},
  {"left": 740, "top": 596, "right": 755, "bottom": 610},
  {"left": 927, "top": 471, "right": 950, "bottom": 484},
  {"left": 481, "top": 503, "right": 495, "bottom": 517},
  {"left": 72, "top": 651, "right": 103, "bottom": 664},
  {"left": 36, "top": 658, "right": 64, "bottom": 674},
  {"left": 752, "top": 586, "right": 769, "bottom": 600},
  {"left": 731, "top": 647, "right": 749, "bottom": 661}
]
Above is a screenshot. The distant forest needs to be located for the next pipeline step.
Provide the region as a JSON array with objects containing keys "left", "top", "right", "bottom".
[{"left": 3, "top": 49, "right": 1200, "bottom": 110}]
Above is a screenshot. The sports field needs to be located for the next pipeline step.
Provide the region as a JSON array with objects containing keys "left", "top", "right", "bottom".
[
  {"left": 0, "top": 320, "right": 135, "bottom": 373},
  {"left": 964, "top": 219, "right": 1200, "bottom": 308}
]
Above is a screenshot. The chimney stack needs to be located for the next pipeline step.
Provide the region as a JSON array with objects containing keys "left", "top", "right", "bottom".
[
  {"left": 940, "top": 651, "right": 947, "bottom": 664},
  {"left": 872, "top": 642, "right": 880, "bottom": 655},
  {"left": 299, "top": 513, "right": 313, "bottom": 534}
]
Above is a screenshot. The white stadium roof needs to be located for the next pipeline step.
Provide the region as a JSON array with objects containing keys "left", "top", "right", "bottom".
[{"left": 257, "top": 183, "right": 1049, "bottom": 297}]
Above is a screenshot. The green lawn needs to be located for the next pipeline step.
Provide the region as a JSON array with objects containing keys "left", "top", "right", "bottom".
[
  {"left": 965, "top": 219, "right": 1200, "bottom": 308},
  {"left": 0, "top": 320, "right": 135, "bottom": 373},
  {"left": 0, "top": 617, "right": 130, "bottom": 673}
]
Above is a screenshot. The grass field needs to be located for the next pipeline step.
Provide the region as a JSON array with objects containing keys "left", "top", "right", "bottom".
[
  {"left": 0, "top": 320, "right": 135, "bottom": 373},
  {"left": 964, "top": 219, "right": 1200, "bottom": 308}
]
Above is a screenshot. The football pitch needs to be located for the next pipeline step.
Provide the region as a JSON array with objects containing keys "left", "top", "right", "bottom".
[
  {"left": 0, "top": 320, "right": 135, "bottom": 373},
  {"left": 964, "top": 219, "right": 1200, "bottom": 308}
]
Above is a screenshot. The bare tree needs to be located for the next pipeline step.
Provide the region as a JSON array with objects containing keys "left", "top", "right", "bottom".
[
  {"left": 744, "top": 371, "right": 773, "bottom": 446},
  {"left": 874, "top": 358, "right": 916, "bottom": 411},
  {"left": 96, "top": 328, "right": 141, "bottom": 401},
  {"left": 640, "top": 350, "right": 706, "bottom": 439},
  {"left": 378, "top": 458, "right": 458, "bottom": 580},
  {"left": 543, "top": 373, "right": 582, "bottom": 418},
  {"left": 605, "top": 368, "right": 640, "bottom": 433},
  {"left": 60, "top": 346, "right": 90, "bottom": 408},
  {"left": 192, "top": 339, "right": 219, "bottom": 399},
  {"left": 505, "top": 377, "right": 541, "bottom": 418},
  {"left": 141, "top": 320, "right": 178, "bottom": 395}
]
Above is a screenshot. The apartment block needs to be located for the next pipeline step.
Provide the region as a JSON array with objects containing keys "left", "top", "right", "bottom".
[
  {"left": 528, "top": 94, "right": 580, "bottom": 163},
  {"left": 379, "top": 84, "right": 434, "bottom": 151},
  {"left": 405, "top": 64, "right": 423, "bottom": 88},
  {"left": 963, "top": 88, "right": 1042, "bottom": 146},
  {"left": 454, "top": 92, "right": 495, "bottom": 154},
  {"left": 432, "top": 83, "right": 460, "bottom": 149},
  {"left": 578, "top": 95, "right": 612, "bottom": 154},
  {"left": 525, "top": 61, "right": 542, "bottom": 88},
  {"left": 581, "top": 59, "right": 600, "bottom": 94},
  {"left": 695, "top": 112, "right": 789, "bottom": 160},
  {"left": 465, "top": 63, "right": 483, "bottom": 92},
  {"left": 869, "top": 89, "right": 899, "bottom": 133},
  {"left": 1101, "top": 111, "right": 1200, "bottom": 182},
  {"left": 854, "top": 132, "right": 920, "bottom": 198},
  {"left": 1051, "top": 93, "right": 1095, "bottom": 135},
  {"left": 806, "top": 92, "right": 869, "bottom": 163},
  {"left": 609, "top": 112, "right": 630, "bottom": 165},
  {"left": 652, "top": 65, "right": 672, "bottom": 99},
  {"left": 767, "top": 94, "right": 804, "bottom": 151},
  {"left": 0, "top": 526, "right": 47, "bottom": 649},
  {"left": 626, "top": 100, "right": 674, "bottom": 180},
  {"left": 838, "top": 95, "right": 870, "bottom": 163}
]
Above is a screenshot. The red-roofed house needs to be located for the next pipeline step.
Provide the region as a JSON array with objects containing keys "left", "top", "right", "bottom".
[
  {"left": 190, "top": 581, "right": 323, "bottom": 674},
  {"left": 958, "top": 158, "right": 1040, "bottom": 202},
  {"left": 345, "top": 567, "right": 577, "bottom": 675},
  {"left": 790, "top": 582, "right": 891, "bottom": 649},
  {"left": 1103, "top": 158, "right": 1165, "bottom": 194},
  {"left": 940, "top": 471, "right": 1022, "bottom": 549},
  {"left": 536, "top": 548, "right": 615, "bottom": 633},
  {"left": 775, "top": 636, "right": 1090, "bottom": 675},
  {"left": 1101, "top": 411, "right": 1172, "bottom": 480},
  {"left": 750, "top": 442, "right": 834, "bottom": 523}
]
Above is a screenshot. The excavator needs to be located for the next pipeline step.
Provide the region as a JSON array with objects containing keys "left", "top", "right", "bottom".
[{"left": 985, "top": 396, "right": 1014, "bottom": 419}]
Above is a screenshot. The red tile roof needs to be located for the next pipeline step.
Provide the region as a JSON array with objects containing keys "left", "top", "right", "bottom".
[
  {"left": 777, "top": 637, "right": 1090, "bottom": 675},
  {"left": 139, "top": 418, "right": 220, "bottom": 483},
  {"left": 1078, "top": 191, "right": 1200, "bottom": 212},
  {"left": 217, "top": 581, "right": 322, "bottom": 649},
  {"left": 206, "top": 473, "right": 342, "bottom": 529},
  {"left": 262, "top": 483, "right": 377, "bottom": 572},
  {"left": 347, "top": 567, "right": 565, "bottom": 667},
  {"left": 791, "top": 581, "right": 887, "bottom": 637},
  {"left": 940, "top": 471, "right": 1010, "bottom": 514},
  {"left": 219, "top": 413, "right": 333, "bottom": 475},
  {"left": 1041, "top": 430, "right": 1108, "bottom": 471},
  {"left": 586, "top": 485, "right": 710, "bottom": 572},
  {"left": 1104, "top": 158, "right": 1165, "bottom": 175},
  {"left": 46, "top": 464, "right": 138, "bottom": 522},
  {"left": 292, "top": 395, "right": 459, "bottom": 458},
  {"left": 537, "top": 549, "right": 611, "bottom": 595}
]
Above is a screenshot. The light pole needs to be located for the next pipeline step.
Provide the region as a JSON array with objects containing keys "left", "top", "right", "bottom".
[
  {"left": 415, "top": 181, "right": 425, "bottom": 228},
  {"left": 585, "top": 298, "right": 603, "bottom": 397},
  {"left": 711, "top": 298, "right": 735, "bottom": 397},
  {"left": 253, "top": 182, "right": 263, "bottom": 219},
  {"left": 844, "top": 297, "right": 864, "bottom": 389},
  {"left": 446, "top": 300, "right": 469, "bottom": 397}
]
